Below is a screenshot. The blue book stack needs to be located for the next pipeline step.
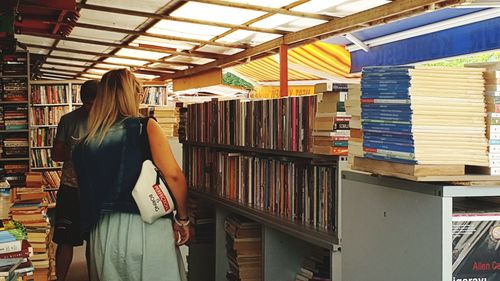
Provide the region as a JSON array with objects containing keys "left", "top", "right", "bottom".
[
  {"left": 360, "top": 66, "right": 488, "bottom": 165},
  {"left": 361, "top": 66, "right": 416, "bottom": 164}
]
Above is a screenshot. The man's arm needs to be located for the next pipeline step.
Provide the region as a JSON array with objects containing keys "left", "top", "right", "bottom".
[
  {"left": 51, "top": 116, "right": 69, "bottom": 162},
  {"left": 51, "top": 140, "right": 70, "bottom": 162}
]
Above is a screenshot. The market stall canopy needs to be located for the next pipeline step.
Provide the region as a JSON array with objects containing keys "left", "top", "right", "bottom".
[
  {"left": 6, "top": 0, "right": 486, "bottom": 81},
  {"left": 229, "top": 41, "right": 352, "bottom": 83},
  {"left": 323, "top": 7, "right": 500, "bottom": 72}
]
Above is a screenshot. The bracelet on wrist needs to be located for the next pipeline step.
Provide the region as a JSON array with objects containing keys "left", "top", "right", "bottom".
[{"left": 173, "top": 215, "right": 190, "bottom": 227}]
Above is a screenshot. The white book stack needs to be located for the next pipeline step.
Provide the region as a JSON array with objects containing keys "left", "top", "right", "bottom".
[
  {"left": 345, "top": 84, "right": 362, "bottom": 167},
  {"left": 467, "top": 62, "right": 500, "bottom": 174}
]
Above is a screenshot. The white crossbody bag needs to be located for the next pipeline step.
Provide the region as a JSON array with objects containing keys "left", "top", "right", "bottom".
[{"left": 132, "top": 118, "right": 176, "bottom": 224}]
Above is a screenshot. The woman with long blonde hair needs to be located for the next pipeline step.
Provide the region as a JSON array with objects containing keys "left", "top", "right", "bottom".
[{"left": 72, "top": 69, "right": 189, "bottom": 281}]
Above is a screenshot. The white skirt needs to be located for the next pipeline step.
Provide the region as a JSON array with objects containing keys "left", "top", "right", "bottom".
[{"left": 88, "top": 212, "right": 187, "bottom": 281}]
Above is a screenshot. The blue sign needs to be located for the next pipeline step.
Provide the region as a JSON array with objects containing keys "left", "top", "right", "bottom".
[{"left": 351, "top": 16, "right": 500, "bottom": 72}]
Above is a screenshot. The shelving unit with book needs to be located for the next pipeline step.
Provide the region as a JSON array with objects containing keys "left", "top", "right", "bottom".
[
  {"left": 141, "top": 82, "right": 169, "bottom": 107},
  {"left": 0, "top": 51, "right": 30, "bottom": 188},
  {"left": 28, "top": 80, "right": 83, "bottom": 171},
  {"left": 183, "top": 96, "right": 345, "bottom": 281}
]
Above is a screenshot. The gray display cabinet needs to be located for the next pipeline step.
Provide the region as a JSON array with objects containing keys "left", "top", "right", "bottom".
[{"left": 341, "top": 171, "right": 500, "bottom": 281}]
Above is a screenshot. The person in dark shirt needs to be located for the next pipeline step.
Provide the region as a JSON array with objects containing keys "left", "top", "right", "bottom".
[{"left": 51, "top": 80, "right": 98, "bottom": 281}]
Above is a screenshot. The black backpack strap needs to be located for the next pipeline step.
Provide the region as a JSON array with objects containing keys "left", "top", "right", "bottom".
[{"left": 140, "top": 117, "right": 156, "bottom": 161}]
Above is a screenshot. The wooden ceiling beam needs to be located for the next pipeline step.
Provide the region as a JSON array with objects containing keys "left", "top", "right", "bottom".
[
  {"left": 77, "top": 3, "right": 289, "bottom": 35},
  {"left": 169, "top": 0, "right": 466, "bottom": 79},
  {"left": 44, "top": 55, "right": 181, "bottom": 72},
  {"left": 186, "top": 0, "right": 336, "bottom": 21},
  {"left": 23, "top": 43, "right": 197, "bottom": 67},
  {"left": 38, "top": 73, "right": 76, "bottom": 79},
  {"left": 42, "top": 61, "right": 175, "bottom": 74},
  {"left": 22, "top": 32, "right": 227, "bottom": 60}
]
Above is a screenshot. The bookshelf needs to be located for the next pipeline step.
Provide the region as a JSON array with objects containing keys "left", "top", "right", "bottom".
[
  {"left": 0, "top": 51, "right": 30, "bottom": 187},
  {"left": 28, "top": 80, "right": 83, "bottom": 171},
  {"left": 183, "top": 96, "right": 344, "bottom": 281}
]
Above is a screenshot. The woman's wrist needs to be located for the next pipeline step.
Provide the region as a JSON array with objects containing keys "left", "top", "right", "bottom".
[{"left": 174, "top": 213, "right": 190, "bottom": 226}]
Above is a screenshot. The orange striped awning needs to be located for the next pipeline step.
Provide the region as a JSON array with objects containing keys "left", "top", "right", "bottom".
[{"left": 230, "top": 41, "right": 351, "bottom": 82}]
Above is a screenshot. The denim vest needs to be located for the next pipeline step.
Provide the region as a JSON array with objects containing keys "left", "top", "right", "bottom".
[{"left": 73, "top": 117, "right": 149, "bottom": 235}]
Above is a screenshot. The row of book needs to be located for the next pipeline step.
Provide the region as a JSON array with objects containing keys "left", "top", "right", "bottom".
[
  {"left": 0, "top": 106, "right": 28, "bottom": 131},
  {"left": 187, "top": 96, "right": 317, "bottom": 152},
  {"left": 30, "top": 149, "right": 60, "bottom": 169},
  {"left": 30, "top": 85, "right": 69, "bottom": 104},
  {"left": 188, "top": 147, "right": 336, "bottom": 230},
  {"left": 225, "top": 215, "right": 261, "bottom": 281},
  {"left": 142, "top": 86, "right": 168, "bottom": 106},
  {"left": 312, "top": 84, "right": 350, "bottom": 156},
  {"left": 0, "top": 137, "right": 28, "bottom": 158},
  {"left": 29, "top": 128, "right": 56, "bottom": 148},
  {"left": 29, "top": 107, "right": 68, "bottom": 126},
  {"left": 1, "top": 54, "right": 27, "bottom": 76},
  {"left": 40, "top": 171, "right": 61, "bottom": 190},
  {"left": 1, "top": 78, "right": 27, "bottom": 102},
  {"left": 0, "top": 165, "right": 27, "bottom": 188},
  {"left": 295, "top": 247, "right": 331, "bottom": 281},
  {"left": 360, "top": 66, "right": 488, "bottom": 165}
]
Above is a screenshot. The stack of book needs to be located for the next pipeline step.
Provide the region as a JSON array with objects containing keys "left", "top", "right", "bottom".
[
  {"left": 295, "top": 248, "right": 331, "bottom": 281},
  {"left": 153, "top": 107, "right": 180, "bottom": 137},
  {"left": 188, "top": 196, "right": 214, "bottom": 243},
  {"left": 1, "top": 78, "right": 28, "bottom": 102},
  {"left": 467, "top": 62, "right": 500, "bottom": 175},
  {"left": 30, "top": 85, "right": 68, "bottom": 104},
  {"left": 361, "top": 66, "right": 488, "bottom": 165},
  {"left": 3, "top": 106, "right": 27, "bottom": 131},
  {"left": 346, "top": 84, "right": 363, "bottom": 166},
  {"left": 225, "top": 215, "right": 261, "bottom": 281},
  {"left": 0, "top": 220, "right": 35, "bottom": 280},
  {"left": 312, "top": 83, "right": 350, "bottom": 156},
  {"left": 0, "top": 179, "right": 9, "bottom": 198},
  {"left": 1, "top": 165, "right": 27, "bottom": 188},
  {"left": 1, "top": 54, "right": 27, "bottom": 76},
  {"left": 29, "top": 107, "right": 68, "bottom": 126},
  {"left": 142, "top": 86, "right": 168, "bottom": 106},
  {"left": 11, "top": 174, "right": 51, "bottom": 281},
  {"left": 2, "top": 138, "right": 28, "bottom": 158}
]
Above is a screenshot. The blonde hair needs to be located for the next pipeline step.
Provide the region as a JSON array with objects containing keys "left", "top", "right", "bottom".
[{"left": 85, "top": 69, "right": 142, "bottom": 144}]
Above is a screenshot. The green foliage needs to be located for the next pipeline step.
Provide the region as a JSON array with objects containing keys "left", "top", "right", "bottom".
[
  {"left": 223, "top": 72, "right": 254, "bottom": 90},
  {"left": 424, "top": 51, "right": 500, "bottom": 67}
]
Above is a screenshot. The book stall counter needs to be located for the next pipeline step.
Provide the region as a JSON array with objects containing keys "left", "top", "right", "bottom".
[{"left": 341, "top": 171, "right": 500, "bottom": 281}]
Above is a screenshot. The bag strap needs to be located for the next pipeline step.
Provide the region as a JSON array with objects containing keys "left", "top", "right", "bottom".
[{"left": 140, "top": 117, "right": 155, "bottom": 161}]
